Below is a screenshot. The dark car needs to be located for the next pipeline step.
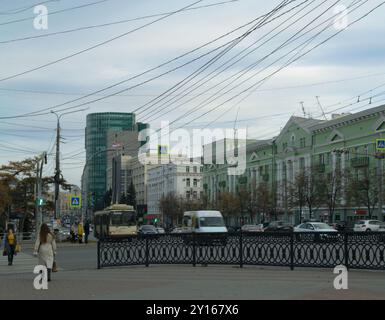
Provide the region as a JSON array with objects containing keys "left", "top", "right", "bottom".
[
  {"left": 138, "top": 225, "right": 158, "bottom": 235},
  {"left": 333, "top": 221, "right": 354, "bottom": 232},
  {"left": 264, "top": 221, "right": 293, "bottom": 232}
]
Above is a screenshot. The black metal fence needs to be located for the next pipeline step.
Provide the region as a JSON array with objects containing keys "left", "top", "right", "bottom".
[{"left": 97, "top": 232, "right": 385, "bottom": 270}]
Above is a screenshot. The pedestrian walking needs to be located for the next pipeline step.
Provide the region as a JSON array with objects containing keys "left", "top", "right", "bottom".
[
  {"left": 70, "top": 224, "right": 76, "bottom": 243},
  {"left": 2, "top": 228, "right": 18, "bottom": 266},
  {"left": 78, "top": 222, "right": 84, "bottom": 244},
  {"left": 33, "top": 223, "right": 57, "bottom": 282},
  {"left": 84, "top": 221, "right": 90, "bottom": 244}
]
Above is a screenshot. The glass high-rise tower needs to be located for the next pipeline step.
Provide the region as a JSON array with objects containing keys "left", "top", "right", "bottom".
[{"left": 85, "top": 112, "right": 137, "bottom": 208}]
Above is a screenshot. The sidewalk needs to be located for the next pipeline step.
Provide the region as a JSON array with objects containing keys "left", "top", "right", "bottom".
[
  {"left": 0, "top": 252, "right": 37, "bottom": 275},
  {"left": 0, "top": 264, "right": 384, "bottom": 300}
]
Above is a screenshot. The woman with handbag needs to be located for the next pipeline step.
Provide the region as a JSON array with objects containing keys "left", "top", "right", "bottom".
[
  {"left": 2, "top": 228, "right": 17, "bottom": 266},
  {"left": 34, "top": 223, "right": 57, "bottom": 282}
]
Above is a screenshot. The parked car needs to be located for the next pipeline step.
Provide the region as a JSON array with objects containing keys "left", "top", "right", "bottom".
[
  {"left": 54, "top": 227, "right": 71, "bottom": 242},
  {"left": 241, "top": 224, "right": 264, "bottom": 233},
  {"left": 264, "top": 221, "right": 293, "bottom": 232},
  {"left": 294, "top": 222, "right": 338, "bottom": 242},
  {"left": 156, "top": 227, "right": 166, "bottom": 234},
  {"left": 138, "top": 225, "right": 158, "bottom": 235},
  {"left": 295, "top": 222, "right": 338, "bottom": 232},
  {"left": 170, "top": 227, "right": 186, "bottom": 234},
  {"left": 353, "top": 220, "right": 383, "bottom": 232},
  {"left": 226, "top": 226, "right": 241, "bottom": 233}
]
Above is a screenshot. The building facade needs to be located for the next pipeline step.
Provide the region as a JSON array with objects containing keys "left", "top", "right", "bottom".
[
  {"left": 147, "top": 159, "right": 203, "bottom": 217},
  {"left": 203, "top": 104, "right": 385, "bottom": 224},
  {"left": 84, "top": 112, "right": 147, "bottom": 209}
]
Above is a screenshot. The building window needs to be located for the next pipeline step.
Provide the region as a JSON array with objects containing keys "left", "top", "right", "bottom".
[
  {"left": 193, "top": 191, "right": 197, "bottom": 199},
  {"left": 200, "top": 167, "right": 203, "bottom": 173},
  {"left": 193, "top": 166, "right": 197, "bottom": 173},
  {"left": 283, "top": 142, "right": 287, "bottom": 150},
  {"left": 186, "top": 166, "right": 190, "bottom": 173},
  {"left": 299, "top": 157, "right": 305, "bottom": 170},
  {"left": 291, "top": 134, "right": 295, "bottom": 146},
  {"left": 186, "top": 191, "right": 190, "bottom": 200},
  {"left": 193, "top": 179, "right": 197, "bottom": 187},
  {"left": 300, "top": 138, "right": 306, "bottom": 148},
  {"left": 186, "top": 178, "right": 191, "bottom": 187}
]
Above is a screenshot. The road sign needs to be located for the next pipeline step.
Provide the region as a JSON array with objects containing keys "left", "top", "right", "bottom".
[
  {"left": 70, "top": 196, "right": 81, "bottom": 209},
  {"left": 158, "top": 145, "right": 168, "bottom": 156},
  {"left": 376, "top": 138, "right": 385, "bottom": 151}
]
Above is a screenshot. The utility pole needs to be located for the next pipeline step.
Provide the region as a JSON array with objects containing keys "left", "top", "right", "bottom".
[
  {"left": 52, "top": 111, "right": 61, "bottom": 220},
  {"left": 51, "top": 108, "right": 89, "bottom": 220},
  {"left": 35, "top": 152, "right": 47, "bottom": 238}
]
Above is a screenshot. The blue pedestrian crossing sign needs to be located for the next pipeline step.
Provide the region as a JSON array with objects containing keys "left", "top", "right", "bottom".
[
  {"left": 70, "top": 196, "right": 81, "bottom": 209},
  {"left": 376, "top": 139, "right": 385, "bottom": 151}
]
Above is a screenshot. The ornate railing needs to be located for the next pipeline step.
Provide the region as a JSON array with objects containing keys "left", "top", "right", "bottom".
[{"left": 97, "top": 232, "right": 385, "bottom": 270}]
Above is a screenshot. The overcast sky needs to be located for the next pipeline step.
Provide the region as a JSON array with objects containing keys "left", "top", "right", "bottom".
[{"left": 0, "top": 0, "right": 385, "bottom": 186}]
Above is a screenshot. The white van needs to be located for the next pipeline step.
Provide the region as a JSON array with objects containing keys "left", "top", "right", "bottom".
[{"left": 183, "top": 211, "right": 228, "bottom": 233}]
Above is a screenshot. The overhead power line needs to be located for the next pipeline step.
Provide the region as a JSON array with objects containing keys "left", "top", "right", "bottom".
[
  {"left": 0, "top": 0, "right": 111, "bottom": 26},
  {"left": 0, "top": 1, "right": 296, "bottom": 119},
  {"left": 153, "top": 0, "right": 383, "bottom": 140},
  {"left": 0, "top": 0, "right": 203, "bottom": 83},
  {"left": 0, "top": 0, "right": 239, "bottom": 44},
  {"left": 0, "top": 0, "right": 60, "bottom": 15}
]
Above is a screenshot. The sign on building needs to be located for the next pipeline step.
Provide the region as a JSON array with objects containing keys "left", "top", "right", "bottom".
[{"left": 376, "top": 138, "right": 385, "bottom": 151}]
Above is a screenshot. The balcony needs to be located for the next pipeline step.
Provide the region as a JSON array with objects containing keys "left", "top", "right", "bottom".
[{"left": 351, "top": 157, "right": 369, "bottom": 168}]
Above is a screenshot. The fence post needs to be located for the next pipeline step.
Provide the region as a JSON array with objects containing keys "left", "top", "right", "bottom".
[
  {"left": 97, "top": 240, "right": 101, "bottom": 269},
  {"left": 344, "top": 231, "right": 349, "bottom": 270},
  {"left": 240, "top": 230, "right": 243, "bottom": 268},
  {"left": 145, "top": 236, "right": 149, "bottom": 267},
  {"left": 192, "top": 232, "right": 196, "bottom": 267},
  {"left": 290, "top": 231, "right": 294, "bottom": 271}
]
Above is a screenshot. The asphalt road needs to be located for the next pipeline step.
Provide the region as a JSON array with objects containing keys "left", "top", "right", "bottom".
[
  {"left": 1, "top": 241, "right": 385, "bottom": 300},
  {"left": 21, "top": 242, "right": 98, "bottom": 271}
]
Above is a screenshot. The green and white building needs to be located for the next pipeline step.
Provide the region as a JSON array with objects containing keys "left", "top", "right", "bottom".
[{"left": 203, "top": 104, "right": 385, "bottom": 224}]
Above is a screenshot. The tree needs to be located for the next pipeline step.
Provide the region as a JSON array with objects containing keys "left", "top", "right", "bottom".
[
  {"left": 216, "top": 191, "right": 240, "bottom": 225},
  {"left": 103, "top": 188, "right": 112, "bottom": 208},
  {"left": 318, "top": 169, "right": 344, "bottom": 223},
  {"left": 119, "top": 193, "right": 127, "bottom": 204},
  {"left": 159, "top": 192, "right": 183, "bottom": 227},
  {"left": 0, "top": 157, "right": 73, "bottom": 231},
  {"left": 254, "top": 182, "right": 273, "bottom": 222},
  {"left": 290, "top": 168, "right": 324, "bottom": 222},
  {"left": 346, "top": 168, "right": 379, "bottom": 219},
  {"left": 127, "top": 182, "right": 137, "bottom": 209}
]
